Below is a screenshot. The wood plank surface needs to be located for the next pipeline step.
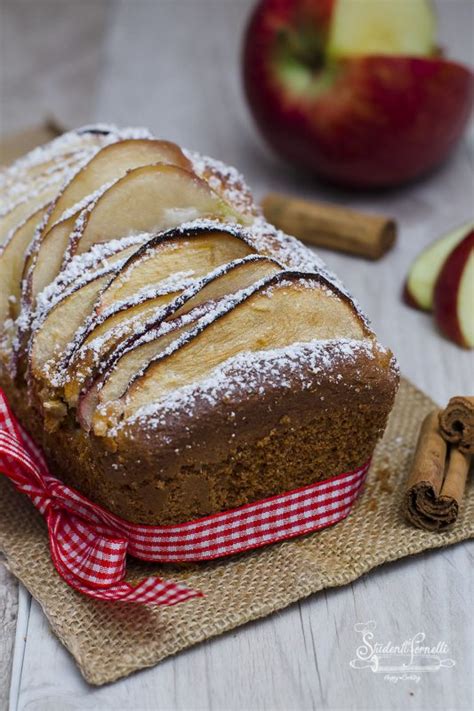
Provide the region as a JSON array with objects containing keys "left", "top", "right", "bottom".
[{"left": 1, "top": 1, "right": 473, "bottom": 709}]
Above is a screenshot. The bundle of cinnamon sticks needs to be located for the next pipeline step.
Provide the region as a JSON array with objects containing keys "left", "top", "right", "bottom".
[{"left": 405, "top": 396, "right": 473, "bottom": 531}]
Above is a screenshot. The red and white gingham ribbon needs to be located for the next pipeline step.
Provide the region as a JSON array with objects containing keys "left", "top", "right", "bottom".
[{"left": 0, "top": 388, "right": 369, "bottom": 606}]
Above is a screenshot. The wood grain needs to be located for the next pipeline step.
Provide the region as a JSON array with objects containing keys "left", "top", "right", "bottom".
[
  {"left": 1, "top": 1, "right": 473, "bottom": 709},
  {"left": 0, "top": 558, "right": 18, "bottom": 710}
]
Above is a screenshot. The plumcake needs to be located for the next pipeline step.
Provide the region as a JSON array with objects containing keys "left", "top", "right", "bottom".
[{"left": 0, "top": 125, "right": 399, "bottom": 525}]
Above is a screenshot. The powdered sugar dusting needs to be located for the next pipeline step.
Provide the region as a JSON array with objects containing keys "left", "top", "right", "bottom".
[
  {"left": 1, "top": 123, "right": 152, "bottom": 215},
  {"left": 117, "top": 338, "right": 390, "bottom": 436},
  {"left": 188, "top": 151, "right": 256, "bottom": 215},
  {"left": 55, "top": 179, "right": 116, "bottom": 225},
  {"left": 33, "top": 233, "right": 150, "bottom": 327}
]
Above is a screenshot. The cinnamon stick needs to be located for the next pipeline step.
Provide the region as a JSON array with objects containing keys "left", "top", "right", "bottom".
[
  {"left": 439, "top": 396, "right": 474, "bottom": 455},
  {"left": 405, "top": 410, "right": 472, "bottom": 531},
  {"left": 261, "top": 193, "right": 396, "bottom": 260}
]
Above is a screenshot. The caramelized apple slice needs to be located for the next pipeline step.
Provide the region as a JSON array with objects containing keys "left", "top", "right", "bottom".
[
  {"left": 0, "top": 207, "right": 46, "bottom": 324},
  {"left": 80, "top": 308, "right": 212, "bottom": 430},
  {"left": 29, "top": 272, "right": 114, "bottom": 383},
  {"left": 29, "top": 230, "right": 255, "bottom": 387},
  {"left": 27, "top": 141, "right": 194, "bottom": 299},
  {"left": 28, "top": 238, "right": 149, "bottom": 378},
  {"left": 63, "top": 255, "right": 281, "bottom": 405},
  {"left": 27, "top": 212, "right": 79, "bottom": 302},
  {"left": 171, "top": 254, "right": 282, "bottom": 319},
  {"left": 30, "top": 238, "right": 149, "bottom": 335},
  {"left": 64, "top": 164, "right": 243, "bottom": 263},
  {"left": 96, "top": 227, "right": 255, "bottom": 314},
  {"left": 43, "top": 139, "right": 192, "bottom": 230},
  {"left": 95, "top": 272, "right": 366, "bottom": 431},
  {"left": 62, "top": 289, "right": 182, "bottom": 406}
]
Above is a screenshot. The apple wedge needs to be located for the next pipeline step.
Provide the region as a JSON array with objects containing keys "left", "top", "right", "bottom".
[
  {"left": 43, "top": 139, "right": 192, "bottom": 230},
  {"left": 95, "top": 226, "right": 256, "bottom": 314},
  {"left": 433, "top": 230, "right": 474, "bottom": 348},
  {"left": 0, "top": 206, "right": 46, "bottom": 325},
  {"left": 88, "top": 271, "right": 366, "bottom": 433},
  {"left": 404, "top": 222, "right": 474, "bottom": 311},
  {"left": 63, "top": 164, "right": 244, "bottom": 265},
  {"left": 62, "top": 255, "right": 282, "bottom": 406}
]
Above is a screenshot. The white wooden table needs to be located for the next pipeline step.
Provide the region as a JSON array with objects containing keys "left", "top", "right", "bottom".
[{"left": 1, "top": 1, "right": 473, "bottom": 709}]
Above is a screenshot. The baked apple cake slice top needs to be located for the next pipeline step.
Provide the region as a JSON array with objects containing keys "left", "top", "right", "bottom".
[
  {"left": 62, "top": 254, "right": 282, "bottom": 408},
  {"left": 0, "top": 125, "right": 395, "bottom": 444},
  {"left": 90, "top": 270, "right": 368, "bottom": 435}
]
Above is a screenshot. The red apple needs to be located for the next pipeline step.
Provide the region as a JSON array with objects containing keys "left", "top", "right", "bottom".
[
  {"left": 404, "top": 222, "right": 474, "bottom": 311},
  {"left": 433, "top": 230, "right": 474, "bottom": 348},
  {"left": 242, "top": 0, "right": 474, "bottom": 188}
]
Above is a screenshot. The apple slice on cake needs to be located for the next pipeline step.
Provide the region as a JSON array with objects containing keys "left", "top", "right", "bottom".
[
  {"left": 42, "top": 138, "right": 192, "bottom": 231},
  {"left": 24, "top": 238, "right": 151, "bottom": 376},
  {"left": 80, "top": 311, "right": 208, "bottom": 431},
  {"left": 94, "top": 226, "right": 255, "bottom": 314},
  {"left": 28, "top": 228, "right": 258, "bottom": 391},
  {"left": 66, "top": 164, "right": 244, "bottom": 259},
  {"left": 89, "top": 271, "right": 367, "bottom": 434},
  {"left": 27, "top": 212, "right": 80, "bottom": 304},
  {"left": 0, "top": 207, "right": 47, "bottom": 325},
  {"left": 62, "top": 255, "right": 282, "bottom": 406},
  {"left": 28, "top": 164, "right": 245, "bottom": 303},
  {"left": 27, "top": 140, "right": 194, "bottom": 301}
]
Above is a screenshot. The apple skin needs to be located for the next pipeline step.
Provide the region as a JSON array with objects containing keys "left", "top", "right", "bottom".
[
  {"left": 403, "top": 282, "right": 425, "bottom": 311},
  {"left": 403, "top": 221, "right": 474, "bottom": 311},
  {"left": 242, "top": 0, "right": 474, "bottom": 188},
  {"left": 433, "top": 230, "right": 474, "bottom": 348}
]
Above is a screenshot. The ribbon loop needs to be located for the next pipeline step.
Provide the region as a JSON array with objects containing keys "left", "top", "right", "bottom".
[{"left": 47, "top": 508, "right": 129, "bottom": 588}]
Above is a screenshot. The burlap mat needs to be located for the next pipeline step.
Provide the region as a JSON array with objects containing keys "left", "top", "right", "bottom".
[{"left": 0, "top": 377, "right": 472, "bottom": 685}]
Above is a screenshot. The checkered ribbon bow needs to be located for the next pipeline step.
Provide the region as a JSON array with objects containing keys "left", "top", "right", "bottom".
[{"left": 0, "top": 388, "right": 369, "bottom": 606}]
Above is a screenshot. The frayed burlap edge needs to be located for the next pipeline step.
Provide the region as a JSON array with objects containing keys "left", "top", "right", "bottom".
[{"left": 0, "top": 378, "right": 472, "bottom": 686}]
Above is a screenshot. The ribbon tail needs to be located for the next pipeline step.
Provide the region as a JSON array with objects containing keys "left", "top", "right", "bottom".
[
  {"left": 68, "top": 576, "right": 204, "bottom": 606},
  {"left": 46, "top": 508, "right": 202, "bottom": 605}
]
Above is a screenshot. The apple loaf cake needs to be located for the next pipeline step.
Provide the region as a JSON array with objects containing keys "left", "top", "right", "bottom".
[{"left": 0, "top": 125, "right": 399, "bottom": 525}]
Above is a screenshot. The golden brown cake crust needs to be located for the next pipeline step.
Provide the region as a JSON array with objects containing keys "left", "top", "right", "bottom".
[{"left": 0, "top": 125, "right": 399, "bottom": 527}]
